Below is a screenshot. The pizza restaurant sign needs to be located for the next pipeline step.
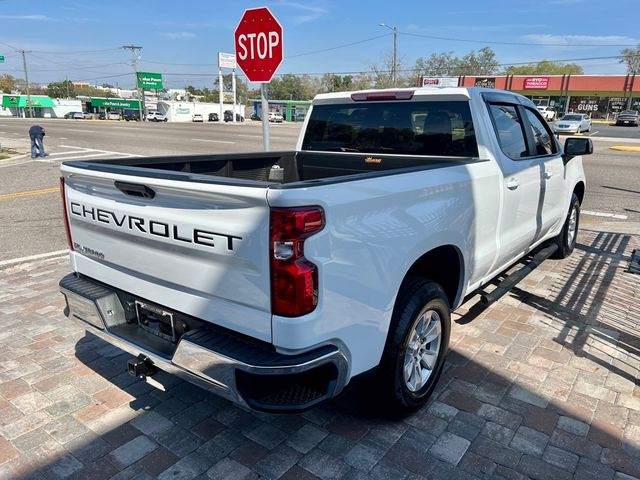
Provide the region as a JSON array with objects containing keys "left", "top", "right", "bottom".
[{"left": 523, "top": 77, "right": 549, "bottom": 90}]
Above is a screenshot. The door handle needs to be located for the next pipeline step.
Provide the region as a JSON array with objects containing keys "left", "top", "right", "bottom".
[
  {"left": 506, "top": 178, "right": 520, "bottom": 190},
  {"left": 544, "top": 171, "right": 553, "bottom": 180}
]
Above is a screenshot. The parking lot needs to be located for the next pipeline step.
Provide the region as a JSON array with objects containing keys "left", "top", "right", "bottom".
[{"left": 1, "top": 118, "right": 640, "bottom": 479}]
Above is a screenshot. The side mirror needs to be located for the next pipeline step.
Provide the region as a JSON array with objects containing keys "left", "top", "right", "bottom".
[{"left": 564, "top": 137, "right": 593, "bottom": 156}]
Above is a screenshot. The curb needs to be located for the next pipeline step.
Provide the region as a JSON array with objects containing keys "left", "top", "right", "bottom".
[{"left": 609, "top": 146, "right": 640, "bottom": 152}]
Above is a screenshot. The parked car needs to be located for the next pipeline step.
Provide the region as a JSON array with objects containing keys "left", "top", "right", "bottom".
[
  {"left": 64, "top": 112, "right": 85, "bottom": 119},
  {"left": 250, "top": 112, "right": 261, "bottom": 121},
  {"left": 268, "top": 111, "right": 284, "bottom": 123},
  {"left": 192, "top": 113, "right": 204, "bottom": 122},
  {"left": 83, "top": 112, "right": 95, "bottom": 120},
  {"left": 223, "top": 110, "right": 244, "bottom": 122},
  {"left": 208, "top": 113, "right": 219, "bottom": 122},
  {"left": 123, "top": 111, "right": 140, "bottom": 122},
  {"left": 536, "top": 106, "right": 556, "bottom": 121},
  {"left": 147, "top": 111, "right": 167, "bottom": 122},
  {"left": 59, "top": 87, "right": 588, "bottom": 414},
  {"left": 553, "top": 113, "right": 591, "bottom": 134},
  {"left": 108, "top": 112, "right": 121, "bottom": 121},
  {"left": 615, "top": 110, "right": 639, "bottom": 126}
]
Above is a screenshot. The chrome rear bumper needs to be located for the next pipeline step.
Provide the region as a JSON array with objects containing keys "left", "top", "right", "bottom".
[{"left": 60, "top": 273, "right": 349, "bottom": 412}]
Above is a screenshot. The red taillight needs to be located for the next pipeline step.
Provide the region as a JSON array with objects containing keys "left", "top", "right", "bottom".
[
  {"left": 59, "top": 177, "right": 73, "bottom": 251},
  {"left": 270, "top": 206, "right": 325, "bottom": 317},
  {"left": 351, "top": 90, "right": 414, "bottom": 102}
]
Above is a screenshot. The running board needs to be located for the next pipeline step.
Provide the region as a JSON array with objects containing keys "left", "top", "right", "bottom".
[{"left": 480, "top": 243, "right": 558, "bottom": 306}]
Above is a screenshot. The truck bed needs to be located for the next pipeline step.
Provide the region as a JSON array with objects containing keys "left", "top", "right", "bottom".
[{"left": 64, "top": 151, "right": 482, "bottom": 187}]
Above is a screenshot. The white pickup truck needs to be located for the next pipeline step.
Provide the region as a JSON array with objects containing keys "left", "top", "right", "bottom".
[{"left": 59, "top": 87, "right": 589, "bottom": 413}]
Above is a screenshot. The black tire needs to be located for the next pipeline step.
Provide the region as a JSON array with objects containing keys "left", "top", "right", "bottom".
[
  {"left": 552, "top": 193, "right": 580, "bottom": 259},
  {"left": 377, "top": 278, "right": 451, "bottom": 413}
]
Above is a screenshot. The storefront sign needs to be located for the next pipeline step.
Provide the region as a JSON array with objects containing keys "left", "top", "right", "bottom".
[
  {"left": 90, "top": 98, "right": 141, "bottom": 109},
  {"left": 474, "top": 77, "right": 495, "bottom": 88},
  {"left": 420, "top": 77, "right": 458, "bottom": 88},
  {"left": 523, "top": 77, "right": 549, "bottom": 90},
  {"left": 176, "top": 107, "right": 190, "bottom": 114},
  {"left": 1, "top": 95, "right": 55, "bottom": 108},
  {"left": 137, "top": 72, "right": 164, "bottom": 89},
  {"left": 218, "top": 52, "right": 237, "bottom": 69}
]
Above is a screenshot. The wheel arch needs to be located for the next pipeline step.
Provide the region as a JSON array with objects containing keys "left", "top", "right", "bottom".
[{"left": 401, "top": 244, "right": 465, "bottom": 310}]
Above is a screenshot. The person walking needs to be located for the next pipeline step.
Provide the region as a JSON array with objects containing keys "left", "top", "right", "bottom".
[{"left": 29, "top": 124, "right": 46, "bottom": 158}]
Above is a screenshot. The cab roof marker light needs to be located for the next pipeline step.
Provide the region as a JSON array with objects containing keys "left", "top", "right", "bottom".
[{"left": 351, "top": 90, "right": 415, "bottom": 102}]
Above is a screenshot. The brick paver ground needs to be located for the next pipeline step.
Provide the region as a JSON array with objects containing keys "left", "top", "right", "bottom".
[{"left": 0, "top": 228, "right": 638, "bottom": 480}]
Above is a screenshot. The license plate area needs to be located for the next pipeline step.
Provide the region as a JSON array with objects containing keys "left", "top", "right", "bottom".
[{"left": 135, "top": 300, "right": 176, "bottom": 342}]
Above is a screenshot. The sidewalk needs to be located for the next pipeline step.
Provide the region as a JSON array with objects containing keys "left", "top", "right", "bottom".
[{"left": 0, "top": 228, "right": 638, "bottom": 480}]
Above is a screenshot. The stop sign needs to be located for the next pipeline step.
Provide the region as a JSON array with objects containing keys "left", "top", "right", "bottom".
[{"left": 234, "top": 7, "right": 283, "bottom": 83}]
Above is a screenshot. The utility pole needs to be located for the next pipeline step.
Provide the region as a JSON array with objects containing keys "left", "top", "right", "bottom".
[
  {"left": 122, "top": 45, "right": 143, "bottom": 121},
  {"left": 20, "top": 50, "right": 34, "bottom": 118},
  {"left": 378, "top": 23, "right": 397, "bottom": 87}
]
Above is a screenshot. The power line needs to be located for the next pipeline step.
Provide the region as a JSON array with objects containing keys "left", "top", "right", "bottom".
[
  {"left": 285, "top": 33, "right": 392, "bottom": 58},
  {"left": 399, "top": 31, "right": 639, "bottom": 48}
]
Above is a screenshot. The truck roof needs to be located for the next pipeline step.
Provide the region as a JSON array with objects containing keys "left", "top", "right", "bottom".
[{"left": 312, "top": 87, "right": 531, "bottom": 105}]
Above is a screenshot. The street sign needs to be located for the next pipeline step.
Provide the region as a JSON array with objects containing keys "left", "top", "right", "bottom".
[
  {"left": 234, "top": 7, "right": 283, "bottom": 83},
  {"left": 0, "top": 55, "right": 4, "bottom": 63},
  {"left": 136, "top": 72, "right": 163, "bottom": 89},
  {"left": 218, "top": 52, "right": 236, "bottom": 69}
]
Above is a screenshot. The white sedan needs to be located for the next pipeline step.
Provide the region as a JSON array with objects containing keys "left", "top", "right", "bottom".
[{"left": 553, "top": 114, "right": 592, "bottom": 134}]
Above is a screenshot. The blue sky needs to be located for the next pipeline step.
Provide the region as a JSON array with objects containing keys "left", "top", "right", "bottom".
[{"left": 0, "top": 0, "right": 638, "bottom": 88}]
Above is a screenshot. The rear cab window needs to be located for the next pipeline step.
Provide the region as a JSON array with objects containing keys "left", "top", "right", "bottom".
[{"left": 301, "top": 101, "right": 479, "bottom": 157}]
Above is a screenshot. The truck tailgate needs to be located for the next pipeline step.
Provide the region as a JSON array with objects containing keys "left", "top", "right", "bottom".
[{"left": 61, "top": 166, "right": 272, "bottom": 342}]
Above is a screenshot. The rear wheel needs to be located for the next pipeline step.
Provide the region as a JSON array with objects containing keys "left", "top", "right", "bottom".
[
  {"left": 378, "top": 278, "right": 450, "bottom": 413},
  {"left": 552, "top": 193, "right": 580, "bottom": 259}
]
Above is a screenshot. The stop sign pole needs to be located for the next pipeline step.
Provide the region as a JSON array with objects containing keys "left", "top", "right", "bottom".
[{"left": 235, "top": 7, "right": 283, "bottom": 152}]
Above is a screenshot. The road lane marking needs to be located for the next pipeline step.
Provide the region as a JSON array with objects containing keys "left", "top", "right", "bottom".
[
  {"left": 587, "top": 131, "right": 599, "bottom": 136},
  {"left": 191, "top": 138, "right": 236, "bottom": 144},
  {"left": 58, "top": 145, "right": 142, "bottom": 156},
  {"left": 609, "top": 145, "right": 640, "bottom": 152},
  {"left": 66, "top": 129, "right": 96, "bottom": 133},
  {"left": 0, "top": 249, "right": 68, "bottom": 269},
  {"left": 0, "top": 187, "right": 59, "bottom": 201},
  {"left": 582, "top": 210, "right": 628, "bottom": 220}
]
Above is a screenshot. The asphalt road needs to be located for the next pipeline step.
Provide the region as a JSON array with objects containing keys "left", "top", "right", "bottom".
[
  {"left": 0, "top": 118, "right": 638, "bottom": 261},
  {"left": 587, "top": 122, "right": 640, "bottom": 139}
]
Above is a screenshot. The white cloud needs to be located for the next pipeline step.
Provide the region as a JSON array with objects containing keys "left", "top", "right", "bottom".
[
  {"left": 271, "top": 1, "right": 327, "bottom": 24},
  {"left": 163, "top": 32, "right": 196, "bottom": 40},
  {"left": 523, "top": 34, "right": 638, "bottom": 46},
  {"left": 0, "top": 14, "right": 51, "bottom": 21}
]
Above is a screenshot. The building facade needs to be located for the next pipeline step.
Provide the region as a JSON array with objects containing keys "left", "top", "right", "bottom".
[
  {"left": 252, "top": 99, "right": 312, "bottom": 122},
  {"left": 419, "top": 75, "right": 640, "bottom": 120}
]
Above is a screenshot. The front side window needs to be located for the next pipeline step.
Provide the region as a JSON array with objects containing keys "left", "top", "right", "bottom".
[
  {"left": 301, "top": 101, "right": 478, "bottom": 157},
  {"left": 524, "top": 108, "right": 557, "bottom": 156},
  {"left": 488, "top": 104, "right": 528, "bottom": 159}
]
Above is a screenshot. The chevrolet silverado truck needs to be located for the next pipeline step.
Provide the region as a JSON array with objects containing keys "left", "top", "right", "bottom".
[{"left": 58, "top": 87, "right": 590, "bottom": 413}]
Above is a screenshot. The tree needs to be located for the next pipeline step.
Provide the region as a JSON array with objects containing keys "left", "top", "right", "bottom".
[
  {"left": 455, "top": 47, "right": 499, "bottom": 75},
  {"left": 0, "top": 74, "right": 17, "bottom": 94},
  {"left": 413, "top": 52, "right": 458, "bottom": 76},
  {"left": 619, "top": 45, "right": 640, "bottom": 74},
  {"left": 266, "top": 74, "right": 317, "bottom": 100},
  {"left": 370, "top": 52, "right": 412, "bottom": 88},
  {"left": 413, "top": 47, "right": 499, "bottom": 77},
  {"left": 506, "top": 60, "right": 583, "bottom": 75},
  {"left": 47, "top": 80, "right": 75, "bottom": 98}
]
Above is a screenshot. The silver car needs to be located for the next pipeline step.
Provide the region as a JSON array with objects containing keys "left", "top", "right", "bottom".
[{"left": 553, "top": 113, "right": 591, "bottom": 134}]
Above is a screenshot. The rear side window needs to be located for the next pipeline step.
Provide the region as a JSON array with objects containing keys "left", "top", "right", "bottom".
[
  {"left": 524, "top": 108, "right": 557, "bottom": 156},
  {"left": 488, "top": 104, "right": 528, "bottom": 159},
  {"left": 301, "top": 101, "right": 478, "bottom": 157}
]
